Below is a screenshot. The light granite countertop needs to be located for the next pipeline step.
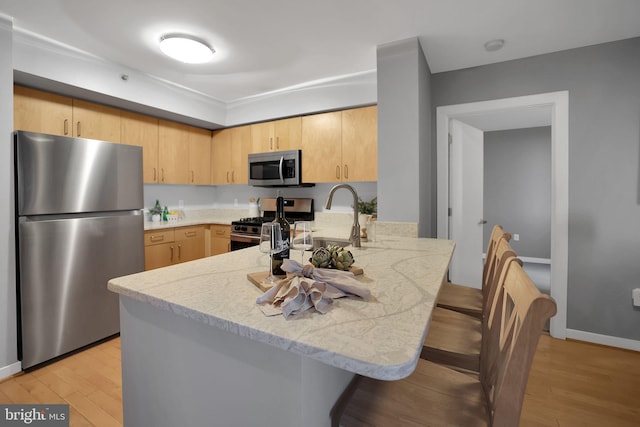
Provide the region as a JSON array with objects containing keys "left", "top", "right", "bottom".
[
  {"left": 108, "top": 235, "right": 454, "bottom": 380},
  {"left": 143, "top": 209, "right": 240, "bottom": 230}
]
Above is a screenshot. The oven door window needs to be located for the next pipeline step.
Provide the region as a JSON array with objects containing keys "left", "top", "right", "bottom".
[{"left": 230, "top": 234, "right": 260, "bottom": 251}]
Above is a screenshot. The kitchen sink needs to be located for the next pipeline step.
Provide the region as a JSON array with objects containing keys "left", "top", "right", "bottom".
[{"left": 312, "top": 238, "right": 351, "bottom": 249}]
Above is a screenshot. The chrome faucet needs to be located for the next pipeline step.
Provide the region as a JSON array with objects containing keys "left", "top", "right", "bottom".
[{"left": 325, "top": 183, "right": 361, "bottom": 248}]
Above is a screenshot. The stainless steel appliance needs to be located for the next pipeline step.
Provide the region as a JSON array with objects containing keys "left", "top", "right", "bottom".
[
  {"left": 230, "top": 197, "right": 314, "bottom": 251},
  {"left": 14, "top": 131, "right": 144, "bottom": 370},
  {"left": 248, "top": 149, "right": 312, "bottom": 187}
]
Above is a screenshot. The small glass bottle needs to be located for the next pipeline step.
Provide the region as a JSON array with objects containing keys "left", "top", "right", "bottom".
[
  {"left": 162, "top": 206, "right": 169, "bottom": 221},
  {"left": 271, "top": 196, "right": 290, "bottom": 275}
]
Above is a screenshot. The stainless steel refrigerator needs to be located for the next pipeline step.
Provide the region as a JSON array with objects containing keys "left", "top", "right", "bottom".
[{"left": 14, "top": 130, "right": 145, "bottom": 369}]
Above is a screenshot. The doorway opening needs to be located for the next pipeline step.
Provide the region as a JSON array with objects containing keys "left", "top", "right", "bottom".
[{"left": 436, "top": 91, "right": 568, "bottom": 339}]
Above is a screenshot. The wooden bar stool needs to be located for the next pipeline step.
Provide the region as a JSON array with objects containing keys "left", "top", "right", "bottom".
[
  {"left": 437, "top": 225, "right": 511, "bottom": 319},
  {"left": 332, "top": 257, "right": 557, "bottom": 427},
  {"left": 420, "top": 236, "right": 517, "bottom": 372}
]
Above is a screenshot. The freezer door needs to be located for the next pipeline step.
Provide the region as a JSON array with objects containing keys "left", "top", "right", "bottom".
[
  {"left": 17, "top": 212, "right": 144, "bottom": 369},
  {"left": 15, "top": 131, "right": 143, "bottom": 216}
]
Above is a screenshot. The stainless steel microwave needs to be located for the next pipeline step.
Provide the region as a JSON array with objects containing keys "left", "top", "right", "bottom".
[{"left": 248, "top": 149, "right": 310, "bottom": 187}]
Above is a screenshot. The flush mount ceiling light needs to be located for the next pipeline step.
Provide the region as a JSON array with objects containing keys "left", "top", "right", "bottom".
[
  {"left": 159, "top": 34, "right": 215, "bottom": 64},
  {"left": 484, "top": 39, "right": 505, "bottom": 52}
]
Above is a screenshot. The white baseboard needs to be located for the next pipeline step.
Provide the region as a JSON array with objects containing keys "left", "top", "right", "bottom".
[
  {"left": 520, "top": 257, "right": 552, "bottom": 264},
  {"left": 566, "top": 329, "right": 640, "bottom": 352},
  {"left": 0, "top": 361, "right": 22, "bottom": 380}
]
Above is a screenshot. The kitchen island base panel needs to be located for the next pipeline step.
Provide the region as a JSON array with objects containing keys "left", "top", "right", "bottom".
[{"left": 119, "top": 296, "right": 355, "bottom": 427}]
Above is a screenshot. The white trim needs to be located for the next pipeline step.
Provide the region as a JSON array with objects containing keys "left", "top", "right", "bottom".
[
  {"left": 0, "top": 362, "right": 22, "bottom": 380},
  {"left": 567, "top": 329, "right": 640, "bottom": 352},
  {"left": 437, "top": 91, "right": 569, "bottom": 340},
  {"left": 520, "top": 257, "right": 552, "bottom": 264}
]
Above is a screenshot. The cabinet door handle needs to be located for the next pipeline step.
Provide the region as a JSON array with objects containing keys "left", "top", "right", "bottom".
[
  {"left": 191, "top": 170, "right": 194, "bottom": 183},
  {"left": 184, "top": 231, "right": 197, "bottom": 238},
  {"left": 153, "top": 167, "right": 157, "bottom": 182},
  {"left": 336, "top": 165, "right": 340, "bottom": 179},
  {"left": 231, "top": 170, "right": 235, "bottom": 183},
  {"left": 162, "top": 168, "right": 165, "bottom": 182},
  {"left": 170, "top": 245, "right": 174, "bottom": 262},
  {"left": 269, "top": 137, "right": 273, "bottom": 151},
  {"left": 63, "top": 119, "right": 69, "bottom": 135},
  {"left": 215, "top": 229, "right": 225, "bottom": 236},
  {"left": 76, "top": 121, "right": 81, "bottom": 137},
  {"left": 178, "top": 244, "right": 182, "bottom": 260},
  {"left": 276, "top": 136, "right": 279, "bottom": 150},
  {"left": 226, "top": 171, "right": 230, "bottom": 183},
  {"left": 344, "top": 164, "right": 349, "bottom": 180},
  {"left": 150, "top": 235, "right": 164, "bottom": 242}
]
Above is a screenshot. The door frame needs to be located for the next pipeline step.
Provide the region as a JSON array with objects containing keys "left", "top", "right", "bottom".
[{"left": 436, "top": 91, "right": 568, "bottom": 339}]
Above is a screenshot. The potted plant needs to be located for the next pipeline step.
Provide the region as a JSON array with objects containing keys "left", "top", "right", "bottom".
[
  {"left": 356, "top": 197, "right": 377, "bottom": 238},
  {"left": 357, "top": 197, "right": 377, "bottom": 216}
]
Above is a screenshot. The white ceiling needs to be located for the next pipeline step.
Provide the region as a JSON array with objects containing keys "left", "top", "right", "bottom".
[{"left": 1, "top": 0, "right": 640, "bottom": 103}]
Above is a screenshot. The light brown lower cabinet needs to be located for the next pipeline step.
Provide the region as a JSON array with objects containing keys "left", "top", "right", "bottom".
[
  {"left": 144, "top": 226, "right": 205, "bottom": 270},
  {"left": 210, "top": 224, "right": 230, "bottom": 256}
]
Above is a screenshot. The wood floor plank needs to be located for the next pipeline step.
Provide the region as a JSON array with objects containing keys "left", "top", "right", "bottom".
[
  {"left": 48, "top": 365, "right": 98, "bottom": 396},
  {"left": 86, "top": 389, "right": 123, "bottom": 424},
  {"left": 12, "top": 374, "right": 66, "bottom": 404},
  {"left": 520, "top": 336, "right": 640, "bottom": 427},
  {"left": 0, "top": 378, "right": 38, "bottom": 404},
  {"left": 68, "top": 406, "right": 94, "bottom": 427},
  {"left": 65, "top": 391, "right": 121, "bottom": 427},
  {"left": 0, "top": 387, "right": 15, "bottom": 403}
]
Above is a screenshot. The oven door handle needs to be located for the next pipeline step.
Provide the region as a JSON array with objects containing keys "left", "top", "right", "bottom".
[
  {"left": 279, "top": 155, "right": 284, "bottom": 183},
  {"left": 230, "top": 233, "right": 260, "bottom": 244}
]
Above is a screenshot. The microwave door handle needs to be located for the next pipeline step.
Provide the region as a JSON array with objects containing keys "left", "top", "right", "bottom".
[{"left": 279, "top": 155, "right": 285, "bottom": 183}]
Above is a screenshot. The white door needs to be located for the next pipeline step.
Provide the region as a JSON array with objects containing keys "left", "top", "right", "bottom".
[{"left": 448, "top": 119, "right": 484, "bottom": 288}]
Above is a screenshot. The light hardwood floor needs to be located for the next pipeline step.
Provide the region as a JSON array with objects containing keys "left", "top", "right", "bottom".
[{"left": 1, "top": 335, "right": 638, "bottom": 426}]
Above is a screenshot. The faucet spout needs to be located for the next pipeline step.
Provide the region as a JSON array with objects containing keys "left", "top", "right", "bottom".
[{"left": 324, "top": 184, "right": 361, "bottom": 248}]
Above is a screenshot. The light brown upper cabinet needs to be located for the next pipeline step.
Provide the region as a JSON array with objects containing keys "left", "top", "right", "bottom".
[
  {"left": 250, "top": 117, "right": 301, "bottom": 153},
  {"left": 14, "top": 85, "right": 73, "bottom": 136},
  {"left": 14, "top": 85, "right": 122, "bottom": 143},
  {"left": 158, "top": 120, "right": 190, "bottom": 184},
  {"left": 72, "top": 99, "right": 121, "bottom": 143},
  {"left": 341, "top": 105, "right": 378, "bottom": 182},
  {"left": 120, "top": 111, "right": 159, "bottom": 183},
  {"left": 301, "top": 111, "right": 343, "bottom": 183},
  {"left": 188, "top": 127, "right": 212, "bottom": 185},
  {"left": 124, "top": 114, "right": 210, "bottom": 185},
  {"left": 301, "top": 106, "right": 377, "bottom": 183},
  {"left": 211, "top": 128, "right": 231, "bottom": 185},
  {"left": 212, "top": 125, "right": 250, "bottom": 185}
]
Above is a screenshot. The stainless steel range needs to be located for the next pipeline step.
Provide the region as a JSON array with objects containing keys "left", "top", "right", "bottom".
[{"left": 230, "top": 197, "right": 314, "bottom": 251}]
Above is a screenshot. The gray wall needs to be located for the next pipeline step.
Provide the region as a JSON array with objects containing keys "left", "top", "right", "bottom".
[
  {"left": 433, "top": 37, "right": 640, "bottom": 341},
  {"left": 377, "top": 38, "right": 434, "bottom": 236},
  {"left": 483, "top": 127, "right": 551, "bottom": 259}
]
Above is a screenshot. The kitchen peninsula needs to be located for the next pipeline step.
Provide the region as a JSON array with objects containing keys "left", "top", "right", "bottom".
[{"left": 108, "top": 235, "right": 454, "bottom": 427}]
